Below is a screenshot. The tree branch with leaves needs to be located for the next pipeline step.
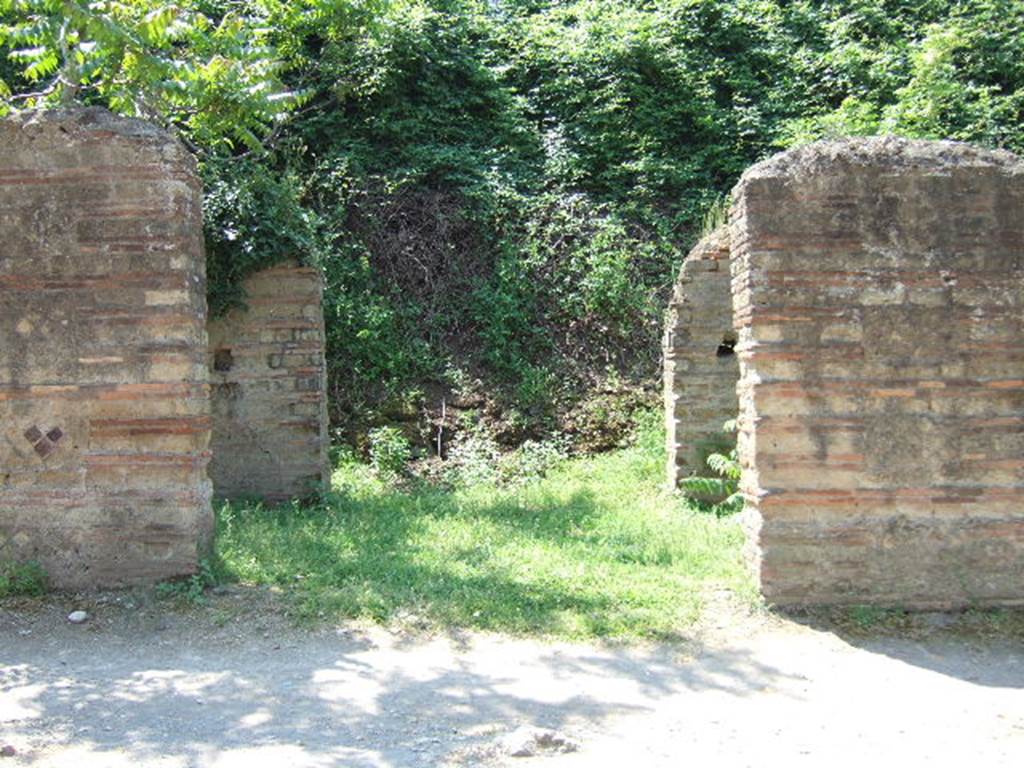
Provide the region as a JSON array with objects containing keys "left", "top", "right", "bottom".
[{"left": 0, "top": 0, "right": 307, "bottom": 153}]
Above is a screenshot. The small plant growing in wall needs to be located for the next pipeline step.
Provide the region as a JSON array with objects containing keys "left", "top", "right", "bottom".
[{"left": 681, "top": 420, "right": 743, "bottom": 516}]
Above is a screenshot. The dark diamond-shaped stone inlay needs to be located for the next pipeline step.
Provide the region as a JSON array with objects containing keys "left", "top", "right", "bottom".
[
  {"left": 46, "top": 427, "right": 63, "bottom": 443},
  {"left": 33, "top": 440, "right": 54, "bottom": 458},
  {"left": 24, "top": 426, "right": 43, "bottom": 444}
]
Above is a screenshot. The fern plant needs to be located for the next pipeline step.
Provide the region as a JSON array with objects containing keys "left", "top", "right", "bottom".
[{"left": 681, "top": 420, "right": 743, "bottom": 515}]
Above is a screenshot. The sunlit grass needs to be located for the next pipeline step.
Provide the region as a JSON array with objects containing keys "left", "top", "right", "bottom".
[{"left": 214, "top": 416, "right": 753, "bottom": 640}]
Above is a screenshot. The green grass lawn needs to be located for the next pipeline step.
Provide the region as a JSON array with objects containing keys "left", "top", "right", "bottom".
[{"left": 214, "top": 418, "right": 753, "bottom": 640}]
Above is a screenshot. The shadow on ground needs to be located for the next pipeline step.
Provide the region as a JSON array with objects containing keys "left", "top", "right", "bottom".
[
  {"left": 0, "top": 597, "right": 793, "bottom": 768},
  {"left": 781, "top": 606, "right": 1024, "bottom": 689}
]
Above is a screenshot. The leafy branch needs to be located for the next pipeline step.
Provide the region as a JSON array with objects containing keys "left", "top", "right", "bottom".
[
  {"left": 0, "top": 0, "right": 307, "bottom": 153},
  {"left": 681, "top": 419, "right": 743, "bottom": 515}
]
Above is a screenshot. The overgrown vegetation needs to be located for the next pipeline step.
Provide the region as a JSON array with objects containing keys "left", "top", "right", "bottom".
[
  {"left": 2, "top": 1, "right": 1022, "bottom": 452},
  {"left": 215, "top": 412, "right": 752, "bottom": 639}
]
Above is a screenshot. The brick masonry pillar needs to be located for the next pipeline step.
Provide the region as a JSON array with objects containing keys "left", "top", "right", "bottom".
[
  {"left": 663, "top": 228, "right": 739, "bottom": 487},
  {"left": 207, "top": 262, "right": 329, "bottom": 502},
  {"left": 0, "top": 108, "right": 212, "bottom": 589},
  {"left": 731, "top": 137, "right": 1024, "bottom": 607}
]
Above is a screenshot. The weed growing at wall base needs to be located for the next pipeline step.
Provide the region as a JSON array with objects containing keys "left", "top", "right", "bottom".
[
  {"left": 214, "top": 414, "right": 754, "bottom": 640},
  {"left": 155, "top": 560, "right": 219, "bottom": 606},
  {"left": 0, "top": 560, "right": 47, "bottom": 598}
]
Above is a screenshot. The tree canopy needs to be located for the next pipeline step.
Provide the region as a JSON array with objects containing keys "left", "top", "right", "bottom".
[{"left": 0, "top": 1, "right": 305, "bottom": 149}]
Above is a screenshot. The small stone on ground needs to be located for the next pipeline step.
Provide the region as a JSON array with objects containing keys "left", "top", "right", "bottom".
[{"left": 501, "top": 726, "right": 579, "bottom": 757}]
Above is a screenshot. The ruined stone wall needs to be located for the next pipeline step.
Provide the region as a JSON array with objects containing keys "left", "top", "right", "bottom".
[
  {"left": 663, "top": 229, "right": 739, "bottom": 487},
  {"left": 0, "top": 109, "right": 212, "bottom": 589},
  {"left": 207, "top": 262, "right": 329, "bottom": 502},
  {"left": 731, "top": 137, "right": 1024, "bottom": 607}
]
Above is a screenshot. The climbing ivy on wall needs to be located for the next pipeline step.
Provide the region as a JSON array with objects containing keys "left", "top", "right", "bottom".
[{"left": 2, "top": 0, "right": 1022, "bottom": 444}]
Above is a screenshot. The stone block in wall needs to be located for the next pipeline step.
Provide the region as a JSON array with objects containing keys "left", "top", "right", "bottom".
[
  {"left": 731, "top": 137, "right": 1024, "bottom": 607},
  {"left": 0, "top": 108, "right": 212, "bottom": 589},
  {"left": 663, "top": 228, "right": 739, "bottom": 487},
  {"left": 207, "top": 261, "right": 329, "bottom": 502}
]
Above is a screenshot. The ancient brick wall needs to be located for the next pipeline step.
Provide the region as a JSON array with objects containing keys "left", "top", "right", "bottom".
[
  {"left": 731, "top": 137, "right": 1024, "bottom": 607},
  {"left": 663, "top": 228, "right": 739, "bottom": 487},
  {"left": 207, "top": 261, "right": 329, "bottom": 502},
  {"left": 0, "top": 108, "right": 212, "bottom": 589}
]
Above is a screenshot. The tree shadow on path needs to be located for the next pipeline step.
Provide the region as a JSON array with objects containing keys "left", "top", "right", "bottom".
[{"left": 0, "top": 606, "right": 796, "bottom": 768}]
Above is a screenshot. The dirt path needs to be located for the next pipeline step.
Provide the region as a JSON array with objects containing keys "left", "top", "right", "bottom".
[{"left": 2, "top": 592, "right": 1022, "bottom": 767}]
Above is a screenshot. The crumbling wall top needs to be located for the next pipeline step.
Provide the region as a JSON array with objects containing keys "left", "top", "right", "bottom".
[
  {"left": 737, "top": 136, "right": 1024, "bottom": 184},
  {"left": 0, "top": 107, "right": 196, "bottom": 173},
  {"left": 685, "top": 227, "right": 730, "bottom": 262}
]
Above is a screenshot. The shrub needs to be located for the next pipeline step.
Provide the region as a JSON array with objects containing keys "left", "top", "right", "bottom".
[
  {"left": 368, "top": 426, "right": 413, "bottom": 480},
  {"left": 499, "top": 435, "right": 570, "bottom": 485},
  {"left": 445, "top": 418, "right": 502, "bottom": 486},
  {"left": 562, "top": 382, "right": 655, "bottom": 453}
]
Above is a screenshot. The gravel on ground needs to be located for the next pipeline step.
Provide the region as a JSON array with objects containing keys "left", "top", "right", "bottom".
[{"left": 2, "top": 589, "right": 1022, "bottom": 767}]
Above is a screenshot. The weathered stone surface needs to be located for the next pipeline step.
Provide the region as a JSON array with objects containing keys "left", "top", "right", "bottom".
[
  {"left": 663, "top": 228, "right": 739, "bottom": 487},
  {"left": 731, "top": 136, "right": 1024, "bottom": 607},
  {"left": 0, "top": 108, "right": 213, "bottom": 589},
  {"left": 207, "top": 261, "right": 329, "bottom": 502}
]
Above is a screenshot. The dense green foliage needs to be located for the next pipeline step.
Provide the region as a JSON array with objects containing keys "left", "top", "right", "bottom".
[
  {"left": 0, "top": 1, "right": 298, "bottom": 146},
  {"left": 215, "top": 412, "right": 752, "bottom": 639},
  {"left": 3, "top": 0, "right": 1021, "bottom": 447}
]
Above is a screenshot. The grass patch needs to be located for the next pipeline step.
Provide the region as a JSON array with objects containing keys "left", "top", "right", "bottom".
[
  {"left": 0, "top": 560, "right": 47, "bottom": 598},
  {"left": 215, "top": 417, "right": 752, "bottom": 640}
]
